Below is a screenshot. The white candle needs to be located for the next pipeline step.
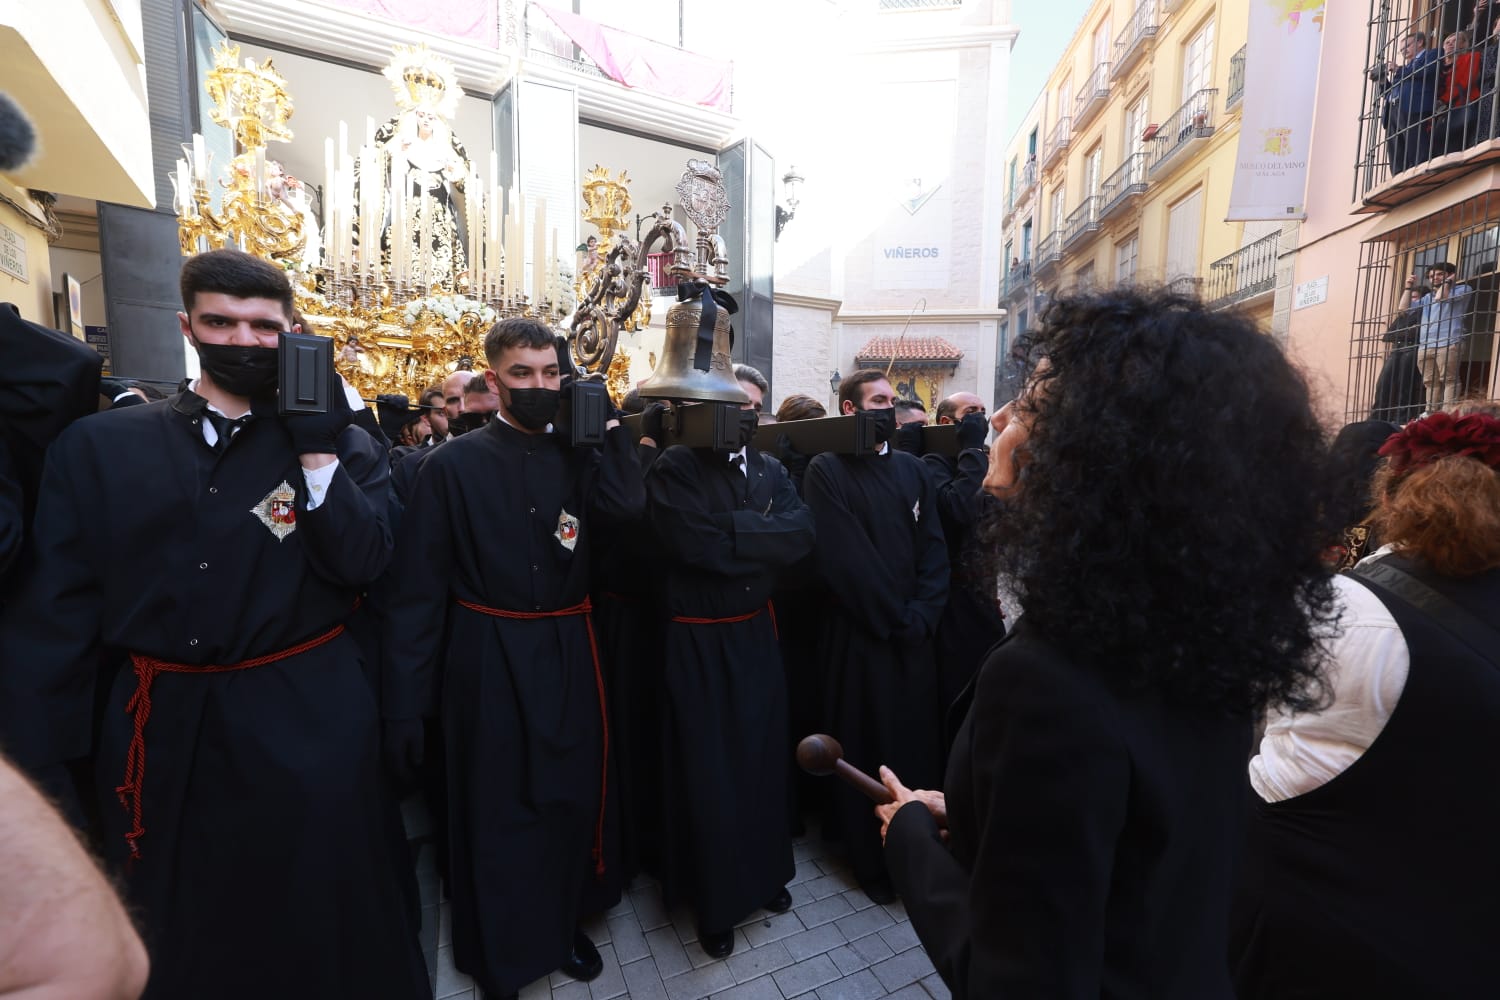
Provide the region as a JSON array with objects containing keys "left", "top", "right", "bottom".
[
  {"left": 253, "top": 147, "right": 266, "bottom": 200},
  {"left": 193, "top": 134, "right": 207, "bottom": 182},
  {"left": 324, "top": 138, "right": 335, "bottom": 249},
  {"left": 533, "top": 199, "right": 547, "bottom": 306},
  {"left": 418, "top": 192, "right": 432, "bottom": 292}
]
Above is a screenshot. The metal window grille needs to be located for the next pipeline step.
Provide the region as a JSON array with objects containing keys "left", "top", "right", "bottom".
[
  {"left": 1346, "top": 190, "right": 1500, "bottom": 422},
  {"left": 1226, "top": 44, "right": 1246, "bottom": 111},
  {"left": 1355, "top": 0, "right": 1500, "bottom": 205}
]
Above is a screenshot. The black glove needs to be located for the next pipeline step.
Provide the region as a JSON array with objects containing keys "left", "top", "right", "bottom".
[
  {"left": 892, "top": 422, "right": 925, "bottom": 456},
  {"left": 776, "top": 434, "right": 810, "bottom": 479},
  {"left": 282, "top": 397, "right": 354, "bottom": 456},
  {"left": 956, "top": 411, "right": 989, "bottom": 451},
  {"left": 381, "top": 718, "right": 425, "bottom": 788},
  {"left": 641, "top": 401, "right": 670, "bottom": 442}
]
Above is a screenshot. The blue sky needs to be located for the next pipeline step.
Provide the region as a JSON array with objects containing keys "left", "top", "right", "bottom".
[{"left": 1005, "top": 1, "right": 1094, "bottom": 146}]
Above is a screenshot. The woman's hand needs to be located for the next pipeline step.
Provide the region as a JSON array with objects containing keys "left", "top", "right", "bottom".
[{"left": 875, "top": 765, "right": 947, "bottom": 844}]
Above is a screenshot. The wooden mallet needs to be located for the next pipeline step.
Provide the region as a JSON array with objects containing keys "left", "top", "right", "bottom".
[{"left": 796, "top": 734, "right": 894, "bottom": 805}]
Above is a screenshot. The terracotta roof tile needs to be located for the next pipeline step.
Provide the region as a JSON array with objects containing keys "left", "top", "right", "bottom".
[{"left": 853, "top": 335, "right": 964, "bottom": 364}]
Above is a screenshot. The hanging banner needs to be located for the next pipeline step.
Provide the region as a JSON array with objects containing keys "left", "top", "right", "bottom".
[{"left": 1226, "top": 1, "right": 1325, "bottom": 220}]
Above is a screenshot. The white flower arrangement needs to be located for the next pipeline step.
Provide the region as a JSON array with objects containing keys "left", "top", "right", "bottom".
[{"left": 401, "top": 294, "right": 497, "bottom": 327}]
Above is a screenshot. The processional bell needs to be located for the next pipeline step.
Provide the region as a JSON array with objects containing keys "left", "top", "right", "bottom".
[{"left": 639, "top": 281, "right": 749, "bottom": 405}]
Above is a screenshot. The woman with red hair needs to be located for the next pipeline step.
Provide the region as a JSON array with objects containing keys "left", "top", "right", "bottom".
[
  {"left": 1233, "top": 402, "right": 1500, "bottom": 998},
  {"left": 1438, "top": 30, "right": 1484, "bottom": 152}
]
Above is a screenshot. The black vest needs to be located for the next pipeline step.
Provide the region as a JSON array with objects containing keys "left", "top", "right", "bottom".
[{"left": 1231, "top": 558, "right": 1500, "bottom": 999}]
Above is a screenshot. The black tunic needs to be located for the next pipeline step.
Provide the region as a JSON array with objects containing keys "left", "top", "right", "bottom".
[
  {"left": 922, "top": 447, "right": 1006, "bottom": 732},
  {"left": 646, "top": 445, "right": 815, "bottom": 930},
  {"left": 886, "top": 620, "right": 1250, "bottom": 1000},
  {"left": 0, "top": 393, "right": 427, "bottom": 1000},
  {"left": 382, "top": 418, "right": 644, "bottom": 996},
  {"left": 802, "top": 447, "right": 948, "bottom": 887},
  {"left": 1231, "top": 560, "right": 1500, "bottom": 998}
]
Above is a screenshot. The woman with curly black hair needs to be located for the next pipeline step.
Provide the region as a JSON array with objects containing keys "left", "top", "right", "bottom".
[{"left": 874, "top": 286, "right": 1337, "bottom": 1000}]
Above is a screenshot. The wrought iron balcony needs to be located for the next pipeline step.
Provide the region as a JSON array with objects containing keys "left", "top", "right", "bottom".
[
  {"left": 1074, "top": 63, "right": 1111, "bottom": 130},
  {"left": 1226, "top": 45, "right": 1246, "bottom": 112},
  {"left": 1063, "top": 195, "right": 1102, "bottom": 249},
  {"left": 1043, "top": 116, "right": 1072, "bottom": 168},
  {"left": 1113, "top": 2, "right": 1159, "bottom": 80},
  {"left": 1017, "top": 157, "right": 1038, "bottom": 200},
  {"left": 1166, "top": 274, "right": 1202, "bottom": 298},
  {"left": 1003, "top": 260, "right": 1033, "bottom": 302},
  {"left": 1099, "top": 153, "right": 1147, "bottom": 220},
  {"left": 1146, "top": 88, "right": 1218, "bottom": 178},
  {"left": 1206, "top": 230, "right": 1279, "bottom": 309},
  {"left": 1033, "top": 231, "right": 1063, "bottom": 276}
]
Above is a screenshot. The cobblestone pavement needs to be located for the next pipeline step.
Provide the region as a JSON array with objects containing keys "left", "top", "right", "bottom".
[{"left": 414, "top": 834, "right": 950, "bottom": 1000}]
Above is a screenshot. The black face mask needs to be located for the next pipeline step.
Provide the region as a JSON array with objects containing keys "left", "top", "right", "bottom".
[
  {"left": 506, "top": 387, "right": 560, "bottom": 431},
  {"left": 192, "top": 337, "right": 280, "bottom": 399},
  {"left": 449, "top": 410, "right": 493, "bottom": 435},
  {"left": 892, "top": 421, "right": 924, "bottom": 455},
  {"left": 735, "top": 409, "right": 759, "bottom": 449},
  {"left": 868, "top": 407, "right": 897, "bottom": 444}
]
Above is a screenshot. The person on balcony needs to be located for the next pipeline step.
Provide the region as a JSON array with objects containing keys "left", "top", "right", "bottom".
[
  {"left": 1376, "top": 31, "right": 1440, "bottom": 173},
  {"left": 1416, "top": 262, "right": 1474, "bottom": 412},
  {"left": 1437, "top": 30, "right": 1483, "bottom": 153},
  {"left": 1371, "top": 276, "right": 1429, "bottom": 424},
  {"left": 1476, "top": 14, "right": 1500, "bottom": 142}
]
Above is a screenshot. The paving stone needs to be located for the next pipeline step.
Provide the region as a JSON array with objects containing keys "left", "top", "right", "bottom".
[
  {"left": 589, "top": 943, "right": 628, "bottom": 1000},
  {"left": 787, "top": 883, "right": 818, "bottom": 908},
  {"left": 840, "top": 888, "right": 876, "bottom": 912},
  {"left": 712, "top": 975, "right": 786, "bottom": 1000},
  {"left": 609, "top": 911, "right": 652, "bottom": 964},
  {"left": 741, "top": 910, "right": 806, "bottom": 948},
  {"left": 434, "top": 945, "right": 472, "bottom": 998},
  {"left": 781, "top": 922, "right": 848, "bottom": 963},
  {"left": 793, "top": 841, "right": 822, "bottom": 863},
  {"left": 632, "top": 884, "right": 673, "bottom": 930},
  {"left": 554, "top": 982, "right": 593, "bottom": 1000},
  {"left": 647, "top": 925, "right": 696, "bottom": 979},
  {"left": 795, "top": 893, "right": 855, "bottom": 928},
  {"left": 688, "top": 930, "right": 751, "bottom": 970},
  {"left": 582, "top": 911, "right": 613, "bottom": 947},
  {"left": 673, "top": 906, "right": 702, "bottom": 944},
  {"left": 815, "top": 968, "right": 888, "bottom": 1000},
  {"left": 664, "top": 961, "right": 737, "bottom": 1000},
  {"left": 920, "top": 972, "right": 951, "bottom": 999},
  {"left": 727, "top": 940, "right": 795, "bottom": 984},
  {"left": 789, "top": 859, "right": 823, "bottom": 885},
  {"left": 772, "top": 954, "right": 843, "bottom": 997},
  {"left": 801, "top": 874, "right": 855, "bottom": 900},
  {"left": 834, "top": 906, "right": 896, "bottom": 942},
  {"left": 814, "top": 858, "right": 852, "bottom": 877},
  {"left": 519, "top": 979, "right": 552, "bottom": 1000},
  {"left": 877, "top": 922, "right": 919, "bottom": 954},
  {"left": 621, "top": 957, "right": 671, "bottom": 1000},
  {"left": 845, "top": 934, "right": 896, "bottom": 968},
  {"left": 827, "top": 944, "right": 871, "bottom": 977},
  {"left": 884, "top": 986, "right": 929, "bottom": 1000},
  {"left": 869, "top": 947, "right": 936, "bottom": 993},
  {"left": 881, "top": 901, "right": 908, "bottom": 923}
]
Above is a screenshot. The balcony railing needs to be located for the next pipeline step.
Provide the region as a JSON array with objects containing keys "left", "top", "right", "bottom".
[
  {"left": 1043, "top": 116, "right": 1072, "bottom": 168},
  {"left": 1166, "top": 274, "right": 1202, "bottom": 298},
  {"left": 1113, "top": 1, "right": 1159, "bottom": 79},
  {"left": 1064, "top": 195, "right": 1102, "bottom": 249},
  {"left": 1206, "top": 230, "right": 1279, "bottom": 309},
  {"left": 1099, "top": 152, "right": 1147, "bottom": 219},
  {"left": 1003, "top": 260, "right": 1033, "bottom": 302},
  {"left": 1033, "top": 232, "right": 1063, "bottom": 275},
  {"left": 1147, "top": 88, "right": 1218, "bottom": 177},
  {"left": 1074, "top": 63, "right": 1111, "bottom": 129},
  {"left": 1226, "top": 45, "right": 1246, "bottom": 112},
  {"left": 1017, "top": 157, "right": 1038, "bottom": 199},
  {"left": 879, "top": 0, "right": 962, "bottom": 8}
]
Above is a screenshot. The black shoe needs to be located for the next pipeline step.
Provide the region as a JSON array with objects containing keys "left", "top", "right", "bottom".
[
  {"left": 860, "top": 876, "right": 897, "bottom": 905},
  {"left": 699, "top": 927, "right": 735, "bottom": 959},
  {"left": 559, "top": 928, "right": 604, "bottom": 982},
  {"left": 764, "top": 887, "right": 792, "bottom": 913}
]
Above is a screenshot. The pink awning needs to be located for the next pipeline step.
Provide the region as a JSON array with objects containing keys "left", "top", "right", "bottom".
[
  {"left": 529, "top": 3, "right": 732, "bottom": 111},
  {"left": 318, "top": 0, "right": 495, "bottom": 45}
]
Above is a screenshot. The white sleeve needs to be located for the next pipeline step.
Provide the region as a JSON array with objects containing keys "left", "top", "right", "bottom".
[{"left": 301, "top": 461, "right": 340, "bottom": 511}]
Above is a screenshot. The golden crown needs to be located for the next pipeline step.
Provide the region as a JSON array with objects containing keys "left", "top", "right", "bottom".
[{"left": 382, "top": 44, "right": 460, "bottom": 118}]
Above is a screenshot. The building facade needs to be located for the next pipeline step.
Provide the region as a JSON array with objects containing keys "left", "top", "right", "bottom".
[
  {"left": 999, "top": 0, "right": 1283, "bottom": 395},
  {"left": 1284, "top": 0, "right": 1499, "bottom": 420}
]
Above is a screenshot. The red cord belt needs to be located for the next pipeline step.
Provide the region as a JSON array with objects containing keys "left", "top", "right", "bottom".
[
  {"left": 117, "top": 619, "right": 349, "bottom": 862},
  {"left": 670, "top": 601, "right": 778, "bottom": 638},
  {"left": 455, "top": 596, "right": 610, "bottom": 876}
]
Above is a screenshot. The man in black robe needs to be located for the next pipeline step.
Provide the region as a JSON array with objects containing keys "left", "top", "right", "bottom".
[
  {"left": 803, "top": 369, "right": 949, "bottom": 903},
  {"left": 925, "top": 393, "right": 1006, "bottom": 735},
  {"left": 383, "top": 317, "right": 644, "bottom": 1000},
  {"left": 646, "top": 365, "right": 815, "bottom": 958},
  {"left": 0, "top": 249, "right": 428, "bottom": 1000}
]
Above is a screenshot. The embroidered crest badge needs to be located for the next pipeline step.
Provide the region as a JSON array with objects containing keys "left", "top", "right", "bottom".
[
  {"left": 555, "top": 509, "right": 580, "bottom": 552},
  {"left": 251, "top": 480, "right": 298, "bottom": 541},
  {"left": 912, "top": 499, "right": 921, "bottom": 523}
]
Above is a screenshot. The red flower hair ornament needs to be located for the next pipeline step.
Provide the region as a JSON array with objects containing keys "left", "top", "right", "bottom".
[{"left": 1378, "top": 412, "right": 1500, "bottom": 476}]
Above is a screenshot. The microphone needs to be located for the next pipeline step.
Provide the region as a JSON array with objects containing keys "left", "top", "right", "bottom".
[
  {"left": 0, "top": 93, "right": 37, "bottom": 172},
  {"left": 796, "top": 734, "right": 894, "bottom": 805}
]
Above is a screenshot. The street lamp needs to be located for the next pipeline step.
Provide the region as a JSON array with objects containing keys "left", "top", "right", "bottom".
[
  {"left": 775, "top": 165, "right": 804, "bottom": 240},
  {"left": 828, "top": 368, "right": 841, "bottom": 409}
]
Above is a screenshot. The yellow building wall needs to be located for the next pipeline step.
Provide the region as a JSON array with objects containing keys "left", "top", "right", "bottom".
[{"left": 0, "top": 180, "right": 55, "bottom": 323}]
